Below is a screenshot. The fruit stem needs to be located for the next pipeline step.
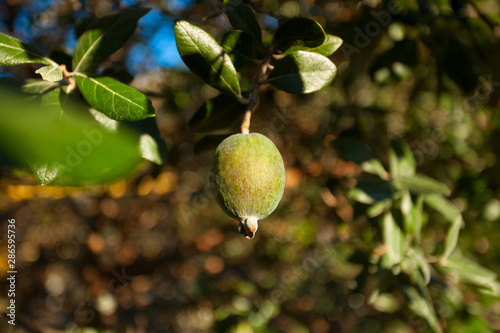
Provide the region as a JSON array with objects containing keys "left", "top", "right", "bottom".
[{"left": 240, "top": 41, "right": 276, "bottom": 134}]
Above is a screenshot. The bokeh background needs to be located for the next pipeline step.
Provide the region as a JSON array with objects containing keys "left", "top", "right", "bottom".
[{"left": 1, "top": 0, "right": 500, "bottom": 332}]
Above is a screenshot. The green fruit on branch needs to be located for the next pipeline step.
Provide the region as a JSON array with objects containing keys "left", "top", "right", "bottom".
[{"left": 210, "top": 133, "right": 285, "bottom": 239}]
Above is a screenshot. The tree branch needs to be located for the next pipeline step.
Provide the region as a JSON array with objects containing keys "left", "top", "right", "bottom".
[{"left": 240, "top": 42, "right": 275, "bottom": 134}]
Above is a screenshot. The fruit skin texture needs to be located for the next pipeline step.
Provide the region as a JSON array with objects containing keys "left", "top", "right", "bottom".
[{"left": 210, "top": 133, "right": 285, "bottom": 239}]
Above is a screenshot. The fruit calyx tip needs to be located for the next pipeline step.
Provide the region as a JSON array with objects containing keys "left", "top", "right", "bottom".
[{"left": 238, "top": 216, "right": 259, "bottom": 239}]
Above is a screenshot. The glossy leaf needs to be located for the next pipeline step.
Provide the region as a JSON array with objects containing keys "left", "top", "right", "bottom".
[
  {"left": 383, "top": 212, "right": 405, "bottom": 266},
  {"left": 220, "top": 30, "right": 256, "bottom": 71},
  {"left": 72, "top": 8, "right": 150, "bottom": 72},
  {"left": 21, "top": 80, "right": 60, "bottom": 95},
  {"left": 266, "top": 51, "right": 337, "bottom": 94},
  {"left": 0, "top": 89, "right": 143, "bottom": 185},
  {"left": 175, "top": 20, "right": 241, "bottom": 97},
  {"left": 224, "top": 0, "right": 262, "bottom": 43},
  {"left": 28, "top": 159, "right": 64, "bottom": 186},
  {"left": 274, "top": 18, "right": 326, "bottom": 51},
  {"left": 75, "top": 74, "right": 155, "bottom": 121},
  {"left": 35, "top": 65, "right": 63, "bottom": 82},
  {"left": 399, "top": 174, "right": 450, "bottom": 195},
  {"left": 284, "top": 34, "right": 343, "bottom": 56},
  {"left": 440, "top": 215, "right": 463, "bottom": 262},
  {"left": 424, "top": 193, "right": 460, "bottom": 222},
  {"left": 189, "top": 94, "right": 247, "bottom": 133},
  {"left": 404, "top": 285, "right": 443, "bottom": 333},
  {"left": 0, "top": 32, "right": 50, "bottom": 65}
]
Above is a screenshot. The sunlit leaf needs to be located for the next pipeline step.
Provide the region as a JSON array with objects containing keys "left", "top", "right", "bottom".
[
  {"left": 75, "top": 74, "right": 155, "bottom": 121},
  {"left": 72, "top": 8, "right": 150, "bottom": 72},
  {"left": 404, "top": 285, "right": 443, "bottom": 333},
  {"left": 35, "top": 65, "right": 63, "bottom": 82},
  {"left": 41, "top": 87, "right": 64, "bottom": 115},
  {"left": 21, "top": 80, "right": 60, "bottom": 95},
  {"left": 224, "top": 0, "right": 261, "bottom": 43},
  {"left": 440, "top": 253, "right": 498, "bottom": 294},
  {"left": 284, "top": 34, "right": 343, "bottom": 56},
  {"left": 0, "top": 32, "right": 50, "bottom": 65},
  {"left": 424, "top": 193, "right": 460, "bottom": 222},
  {"left": 367, "top": 199, "right": 392, "bottom": 218},
  {"left": 0, "top": 89, "right": 143, "bottom": 185},
  {"left": 175, "top": 20, "right": 241, "bottom": 97},
  {"left": 274, "top": 17, "right": 326, "bottom": 51},
  {"left": 28, "top": 159, "right": 63, "bottom": 186},
  {"left": 398, "top": 174, "right": 450, "bottom": 195},
  {"left": 383, "top": 211, "right": 406, "bottom": 266},
  {"left": 440, "top": 215, "right": 464, "bottom": 263},
  {"left": 89, "top": 108, "right": 166, "bottom": 165},
  {"left": 266, "top": 51, "right": 336, "bottom": 94},
  {"left": 406, "top": 195, "right": 424, "bottom": 243},
  {"left": 362, "top": 159, "right": 389, "bottom": 179},
  {"left": 220, "top": 30, "right": 256, "bottom": 71},
  {"left": 348, "top": 187, "right": 375, "bottom": 204},
  {"left": 126, "top": 117, "right": 167, "bottom": 165},
  {"left": 189, "top": 94, "right": 247, "bottom": 133}
]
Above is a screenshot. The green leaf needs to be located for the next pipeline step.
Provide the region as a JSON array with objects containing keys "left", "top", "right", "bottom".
[
  {"left": 75, "top": 74, "right": 155, "bottom": 121},
  {"left": 411, "top": 247, "right": 432, "bottom": 285},
  {"left": 21, "top": 80, "right": 60, "bottom": 95},
  {"left": 404, "top": 285, "right": 443, "bottom": 333},
  {"left": 424, "top": 193, "right": 460, "bottom": 222},
  {"left": 224, "top": 0, "right": 262, "bottom": 43},
  {"left": 388, "top": 142, "right": 416, "bottom": 178},
  {"left": 126, "top": 117, "right": 167, "bottom": 165},
  {"left": 266, "top": 51, "right": 337, "bottom": 94},
  {"left": 89, "top": 109, "right": 166, "bottom": 165},
  {"left": 361, "top": 159, "right": 389, "bottom": 179},
  {"left": 356, "top": 177, "right": 394, "bottom": 202},
  {"left": 440, "top": 215, "right": 463, "bottom": 262},
  {"left": 0, "top": 32, "right": 50, "bottom": 65},
  {"left": 406, "top": 195, "right": 424, "bottom": 243},
  {"left": 0, "top": 89, "right": 143, "bottom": 186},
  {"left": 174, "top": 20, "right": 241, "bottom": 97},
  {"left": 220, "top": 30, "right": 256, "bottom": 71},
  {"left": 283, "top": 34, "right": 343, "bottom": 56},
  {"left": 398, "top": 174, "right": 450, "bottom": 195},
  {"left": 28, "top": 159, "right": 63, "bottom": 186},
  {"left": 439, "top": 254, "right": 498, "bottom": 294},
  {"left": 72, "top": 8, "right": 150, "bottom": 72},
  {"left": 274, "top": 18, "right": 326, "bottom": 51},
  {"left": 189, "top": 94, "right": 247, "bottom": 133},
  {"left": 332, "top": 136, "right": 373, "bottom": 164},
  {"left": 367, "top": 199, "right": 392, "bottom": 218},
  {"left": 348, "top": 187, "right": 375, "bottom": 204},
  {"left": 194, "top": 134, "right": 231, "bottom": 154},
  {"left": 383, "top": 212, "right": 406, "bottom": 266},
  {"left": 41, "top": 87, "right": 64, "bottom": 115},
  {"left": 35, "top": 65, "right": 63, "bottom": 82}
]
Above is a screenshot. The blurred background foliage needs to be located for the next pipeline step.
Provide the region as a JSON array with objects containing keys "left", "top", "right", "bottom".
[{"left": 1, "top": 0, "right": 500, "bottom": 332}]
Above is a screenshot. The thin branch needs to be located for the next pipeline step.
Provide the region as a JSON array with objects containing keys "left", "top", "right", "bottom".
[{"left": 240, "top": 42, "right": 275, "bottom": 134}]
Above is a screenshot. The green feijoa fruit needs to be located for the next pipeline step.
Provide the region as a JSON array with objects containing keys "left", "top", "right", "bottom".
[{"left": 210, "top": 133, "right": 285, "bottom": 239}]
